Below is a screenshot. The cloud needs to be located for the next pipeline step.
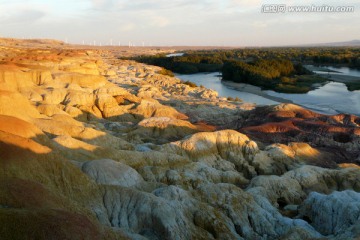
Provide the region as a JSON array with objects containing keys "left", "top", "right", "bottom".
[
  {"left": 119, "top": 23, "right": 136, "bottom": 32},
  {"left": 229, "top": 0, "right": 261, "bottom": 8},
  {"left": 88, "top": 0, "right": 213, "bottom": 13},
  {"left": 1, "top": 9, "right": 46, "bottom": 24},
  {"left": 0, "top": 0, "right": 358, "bottom": 46},
  {"left": 251, "top": 21, "right": 268, "bottom": 28},
  {"left": 91, "top": 0, "right": 117, "bottom": 10},
  {"left": 149, "top": 16, "right": 170, "bottom": 27}
]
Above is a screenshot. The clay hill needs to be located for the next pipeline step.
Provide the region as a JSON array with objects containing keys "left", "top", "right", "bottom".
[{"left": 0, "top": 38, "right": 360, "bottom": 240}]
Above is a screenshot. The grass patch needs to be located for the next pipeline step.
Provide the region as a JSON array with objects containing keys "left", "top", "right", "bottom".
[
  {"left": 272, "top": 75, "right": 328, "bottom": 93},
  {"left": 182, "top": 80, "right": 198, "bottom": 88},
  {"left": 274, "top": 84, "right": 310, "bottom": 93},
  {"left": 157, "top": 68, "right": 174, "bottom": 77}
]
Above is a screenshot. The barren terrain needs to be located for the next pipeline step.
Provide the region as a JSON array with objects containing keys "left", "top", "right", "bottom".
[{"left": 1, "top": 38, "right": 360, "bottom": 240}]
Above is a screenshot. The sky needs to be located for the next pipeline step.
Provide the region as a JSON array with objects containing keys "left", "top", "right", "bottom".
[{"left": 0, "top": 0, "right": 359, "bottom": 46}]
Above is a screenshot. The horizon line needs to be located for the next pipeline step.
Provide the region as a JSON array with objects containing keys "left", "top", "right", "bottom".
[{"left": 1, "top": 37, "right": 359, "bottom": 48}]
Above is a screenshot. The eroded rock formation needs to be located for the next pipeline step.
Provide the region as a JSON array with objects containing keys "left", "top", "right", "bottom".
[{"left": 0, "top": 39, "right": 359, "bottom": 240}]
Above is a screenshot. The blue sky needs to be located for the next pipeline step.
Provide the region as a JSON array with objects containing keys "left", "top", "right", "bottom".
[{"left": 0, "top": 0, "right": 359, "bottom": 46}]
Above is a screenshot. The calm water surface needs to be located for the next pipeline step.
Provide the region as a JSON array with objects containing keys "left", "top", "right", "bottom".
[
  {"left": 176, "top": 72, "right": 360, "bottom": 116},
  {"left": 312, "top": 65, "right": 360, "bottom": 77},
  {"left": 176, "top": 73, "right": 278, "bottom": 105},
  {"left": 166, "top": 53, "right": 185, "bottom": 57}
]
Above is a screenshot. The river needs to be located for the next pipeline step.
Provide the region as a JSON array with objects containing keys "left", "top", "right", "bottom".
[
  {"left": 176, "top": 70, "right": 360, "bottom": 116},
  {"left": 308, "top": 65, "right": 360, "bottom": 77},
  {"left": 176, "top": 73, "right": 279, "bottom": 105}
]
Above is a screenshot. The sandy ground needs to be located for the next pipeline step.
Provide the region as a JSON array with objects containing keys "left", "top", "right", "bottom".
[{"left": 221, "top": 80, "right": 293, "bottom": 104}]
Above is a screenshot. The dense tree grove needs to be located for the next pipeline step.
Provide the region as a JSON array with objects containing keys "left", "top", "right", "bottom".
[
  {"left": 222, "top": 59, "right": 295, "bottom": 83},
  {"left": 127, "top": 47, "right": 360, "bottom": 93},
  {"left": 131, "top": 47, "right": 360, "bottom": 74},
  {"left": 183, "top": 47, "right": 360, "bottom": 68},
  {"left": 221, "top": 59, "right": 318, "bottom": 93},
  {"left": 131, "top": 54, "right": 223, "bottom": 74}
]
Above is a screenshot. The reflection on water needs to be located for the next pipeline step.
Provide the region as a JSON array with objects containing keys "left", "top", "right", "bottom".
[
  {"left": 320, "top": 66, "right": 360, "bottom": 77},
  {"left": 267, "top": 82, "right": 360, "bottom": 115},
  {"left": 306, "top": 64, "right": 360, "bottom": 77},
  {"left": 176, "top": 73, "right": 278, "bottom": 105},
  {"left": 166, "top": 53, "right": 184, "bottom": 57},
  {"left": 176, "top": 72, "right": 360, "bottom": 116}
]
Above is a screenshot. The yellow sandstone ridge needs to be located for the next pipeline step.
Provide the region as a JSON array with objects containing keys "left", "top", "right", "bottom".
[{"left": 0, "top": 39, "right": 359, "bottom": 240}]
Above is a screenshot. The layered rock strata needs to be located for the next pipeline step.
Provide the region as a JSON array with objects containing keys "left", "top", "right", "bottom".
[{"left": 0, "top": 39, "right": 359, "bottom": 240}]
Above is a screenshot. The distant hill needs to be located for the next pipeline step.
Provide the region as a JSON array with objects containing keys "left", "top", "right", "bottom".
[
  {"left": 302, "top": 40, "right": 360, "bottom": 47},
  {"left": 0, "top": 38, "right": 65, "bottom": 48}
]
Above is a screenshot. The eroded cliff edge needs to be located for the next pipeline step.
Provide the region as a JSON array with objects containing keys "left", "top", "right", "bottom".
[{"left": 0, "top": 40, "right": 360, "bottom": 240}]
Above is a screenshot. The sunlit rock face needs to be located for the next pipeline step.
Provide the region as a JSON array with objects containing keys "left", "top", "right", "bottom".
[
  {"left": 0, "top": 39, "right": 359, "bottom": 240},
  {"left": 231, "top": 103, "right": 360, "bottom": 166}
]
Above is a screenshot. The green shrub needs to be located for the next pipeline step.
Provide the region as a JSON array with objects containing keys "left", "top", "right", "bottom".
[
  {"left": 158, "top": 68, "right": 174, "bottom": 77},
  {"left": 182, "top": 80, "right": 198, "bottom": 88},
  {"left": 274, "top": 84, "right": 310, "bottom": 93},
  {"left": 227, "top": 96, "right": 235, "bottom": 101},
  {"left": 280, "top": 77, "right": 296, "bottom": 84}
]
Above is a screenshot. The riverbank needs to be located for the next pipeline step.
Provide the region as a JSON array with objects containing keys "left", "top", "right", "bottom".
[
  {"left": 221, "top": 80, "right": 293, "bottom": 104},
  {"left": 315, "top": 73, "right": 360, "bottom": 91},
  {"left": 305, "top": 65, "right": 341, "bottom": 73},
  {"left": 177, "top": 72, "right": 360, "bottom": 116},
  {"left": 1, "top": 39, "right": 360, "bottom": 239},
  {"left": 316, "top": 72, "right": 360, "bottom": 83},
  {"left": 304, "top": 64, "right": 360, "bottom": 90}
]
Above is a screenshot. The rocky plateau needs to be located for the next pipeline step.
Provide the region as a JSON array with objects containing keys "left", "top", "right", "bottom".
[{"left": 0, "top": 38, "right": 360, "bottom": 240}]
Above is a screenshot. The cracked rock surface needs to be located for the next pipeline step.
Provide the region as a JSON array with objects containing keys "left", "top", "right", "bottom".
[{"left": 1, "top": 39, "right": 360, "bottom": 240}]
